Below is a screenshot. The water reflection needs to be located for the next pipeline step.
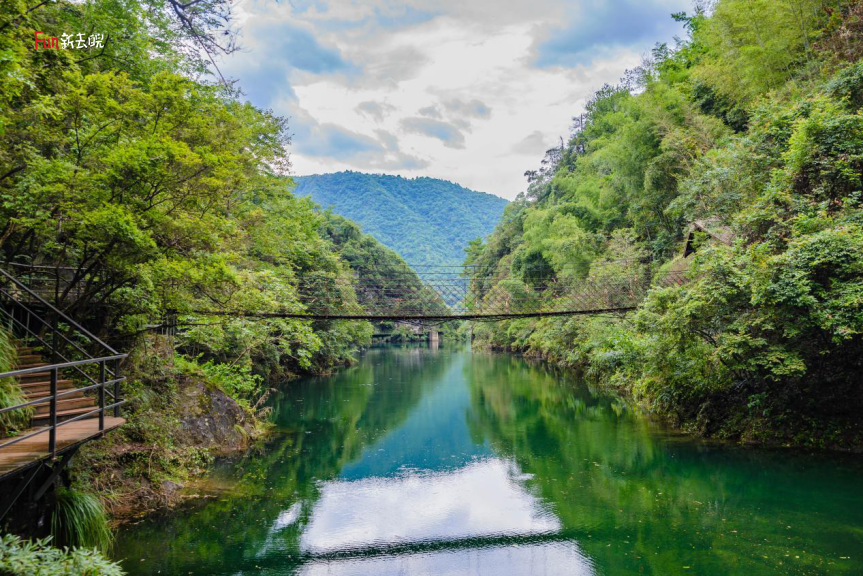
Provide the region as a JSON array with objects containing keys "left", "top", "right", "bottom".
[
  {"left": 114, "top": 346, "right": 863, "bottom": 576},
  {"left": 296, "top": 541, "right": 594, "bottom": 576},
  {"left": 302, "top": 460, "right": 559, "bottom": 554}
]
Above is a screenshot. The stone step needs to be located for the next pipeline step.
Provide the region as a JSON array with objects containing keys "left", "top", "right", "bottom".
[
  {"left": 15, "top": 362, "right": 49, "bottom": 370},
  {"left": 18, "top": 371, "right": 53, "bottom": 383},
  {"left": 25, "top": 388, "right": 83, "bottom": 401},
  {"left": 18, "top": 379, "right": 74, "bottom": 391},
  {"left": 15, "top": 354, "right": 45, "bottom": 365},
  {"left": 32, "top": 405, "right": 101, "bottom": 424},
  {"left": 34, "top": 396, "right": 95, "bottom": 416}
]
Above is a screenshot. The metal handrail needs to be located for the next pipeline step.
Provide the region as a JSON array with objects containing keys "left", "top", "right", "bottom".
[
  {"left": 0, "top": 262, "right": 84, "bottom": 305},
  {"left": 0, "top": 401, "right": 127, "bottom": 451},
  {"left": 0, "top": 377, "right": 125, "bottom": 414},
  {"left": 0, "top": 357, "right": 127, "bottom": 455},
  {"left": 0, "top": 267, "right": 118, "bottom": 355},
  {"left": 0, "top": 266, "right": 128, "bottom": 460},
  {"left": 0, "top": 354, "right": 127, "bottom": 380},
  {"left": 2, "top": 262, "right": 79, "bottom": 272},
  {"left": 0, "top": 379, "right": 120, "bottom": 412},
  {"left": 0, "top": 295, "right": 118, "bottom": 386},
  {"left": 0, "top": 294, "right": 93, "bottom": 360}
]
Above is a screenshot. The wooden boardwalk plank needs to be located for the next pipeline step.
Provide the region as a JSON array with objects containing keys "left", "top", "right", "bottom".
[{"left": 0, "top": 417, "right": 124, "bottom": 478}]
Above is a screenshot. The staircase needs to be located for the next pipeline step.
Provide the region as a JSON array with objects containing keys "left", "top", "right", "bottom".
[
  {"left": 15, "top": 344, "right": 98, "bottom": 426},
  {"left": 0, "top": 266, "right": 127, "bottom": 481}
]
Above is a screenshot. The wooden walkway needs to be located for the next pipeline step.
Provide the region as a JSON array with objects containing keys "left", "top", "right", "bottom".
[{"left": 0, "top": 417, "right": 124, "bottom": 479}]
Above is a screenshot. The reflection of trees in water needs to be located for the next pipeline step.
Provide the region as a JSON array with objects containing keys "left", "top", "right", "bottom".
[
  {"left": 465, "top": 355, "right": 863, "bottom": 575},
  {"left": 115, "top": 349, "right": 863, "bottom": 575},
  {"left": 116, "top": 346, "right": 456, "bottom": 575}
]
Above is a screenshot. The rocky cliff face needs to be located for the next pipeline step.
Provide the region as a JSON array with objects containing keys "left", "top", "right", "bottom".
[
  {"left": 71, "top": 336, "right": 267, "bottom": 522},
  {"left": 176, "top": 377, "right": 254, "bottom": 455}
]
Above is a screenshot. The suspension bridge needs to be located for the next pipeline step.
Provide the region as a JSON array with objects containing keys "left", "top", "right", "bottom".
[
  {"left": 187, "top": 261, "right": 688, "bottom": 324},
  {"left": 2, "top": 259, "right": 688, "bottom": 326}
]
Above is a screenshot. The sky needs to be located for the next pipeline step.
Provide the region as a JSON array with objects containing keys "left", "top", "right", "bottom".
[{"left": 220, "top": 0, "right": 693, "bottom": 200}]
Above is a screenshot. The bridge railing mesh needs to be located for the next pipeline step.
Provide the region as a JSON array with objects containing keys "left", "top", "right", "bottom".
[{"left": 287, "top": 262, "right": 689, "bottom": 320}]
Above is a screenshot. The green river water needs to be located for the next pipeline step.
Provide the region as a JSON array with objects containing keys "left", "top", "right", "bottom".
[{"left": 112, "top": 345, "right": 863, "bottom": 575}]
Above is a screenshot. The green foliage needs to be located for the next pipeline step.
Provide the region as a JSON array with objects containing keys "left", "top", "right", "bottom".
[
  {"left": 826, "top": 61, "right": 863, "bottom": 108},
  {"left": 293, "top": 172, "right": 508, "bottom": 268},
  {"left": 0, "top": 326, "right": 30, "bottom": 437},
  {"left": 0, "top": 533, "right": 123, "bottom": 576},
  {"left": 175, "top": 354, "right": 264, "bottom": 406},
  {"left": 468, "top": 0, "right": 863, "bottom": 446},
  {"left": 50, "top": 488, "right": 113, "bottom": 553},
  {"left": 0, "top": 328, "right": 16, "bottom": 375},
  {"left": 692, "top": 0, "right": 834, "bottom": 106},
  {"left": 320, "top": 213, "right": 450, "bottom": 314}
]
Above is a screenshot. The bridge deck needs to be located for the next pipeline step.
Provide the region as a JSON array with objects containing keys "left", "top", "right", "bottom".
[
  {"left": 193, "top": 307, "right": 638, "bottom": 323},
  {"left": 0, "top": 417, "right": 124, "bottom": 480}
]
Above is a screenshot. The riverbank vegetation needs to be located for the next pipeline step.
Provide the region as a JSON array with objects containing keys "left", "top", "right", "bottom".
[
  {"left": 0, "top": 533, "right": 122, "bottom": 576},
  {"left": 467, "top": 0, "right": 863, "bottom": 449}
]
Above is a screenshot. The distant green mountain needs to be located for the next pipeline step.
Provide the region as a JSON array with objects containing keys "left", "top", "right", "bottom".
[{"left": 292, "top": 172, "right": 508, "bottom": 268}]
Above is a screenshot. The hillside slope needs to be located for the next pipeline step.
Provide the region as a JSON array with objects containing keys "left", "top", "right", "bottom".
[{"left": 292, "top": 172, "right": 508, "bottom": 268}]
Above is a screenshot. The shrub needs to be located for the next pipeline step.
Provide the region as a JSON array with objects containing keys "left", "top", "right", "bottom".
[
  {"left": 0, "top": 533, "right": 123, "bottom": 576},
  {"left": 174, "top": 354, "right": 264, "bottom": 406}
]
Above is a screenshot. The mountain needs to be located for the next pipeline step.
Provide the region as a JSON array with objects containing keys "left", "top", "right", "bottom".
[
  {"left": 292, "top": 172, "right": 508, "bottom": 268},
  {"left": 319, "top": 213, "right": 448, "bottom": 318}
]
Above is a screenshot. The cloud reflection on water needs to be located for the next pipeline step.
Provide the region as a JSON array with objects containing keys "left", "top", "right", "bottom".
[
  {"left": 298, "top": 540, "right": 594, "bottom": 576},
  {"left": 301, "top": 458, "right": 561, "bottom": 554},
  {"left": 290, "top": 457, "right": 592, "bottom": 575}
]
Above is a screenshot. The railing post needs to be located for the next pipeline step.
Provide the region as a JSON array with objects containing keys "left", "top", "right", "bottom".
[
  {"left": 51, "top": 312, "right": 58, "bottom": 363},
  {"left": 48, "top": 367, "right": 57, "bottom": 457},
  {"left": 113, "top": 359, "right": 120, "bottom": 418},
  {"left": 99, "top": 360, "right": 105, "bottom": 431}
]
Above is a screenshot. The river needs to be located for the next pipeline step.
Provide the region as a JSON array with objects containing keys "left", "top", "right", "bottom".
[{"left": 113, "top": 344, "right": 863, "bottom": 575}]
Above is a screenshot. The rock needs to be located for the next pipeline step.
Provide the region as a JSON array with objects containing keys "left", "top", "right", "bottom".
[
  {"left": 160, "top": 480, "right": 183, "bottom": 498},
  {"left": 176, "top": 376, "right": 254, "bottom": 455}
]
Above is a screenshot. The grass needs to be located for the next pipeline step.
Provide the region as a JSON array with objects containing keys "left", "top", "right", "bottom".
[
  {"left": 51, "top": 487, "right": 113, "bottom": 553},
  {"left": 0, "top": 326, "right": 31, "bottom": 436}
]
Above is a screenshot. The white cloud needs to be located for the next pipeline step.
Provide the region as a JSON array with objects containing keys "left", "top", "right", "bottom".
[
  {"left": 221, "top": 0, "right": 690, "bottom": 199},
  {"left": 356, "top": 100, "right": 397, "bottom": 123},
  {"left": 511, "top": 130, "right": 551, "bottom": 156}
]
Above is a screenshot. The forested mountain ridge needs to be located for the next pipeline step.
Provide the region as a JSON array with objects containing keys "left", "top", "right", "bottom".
[
  {"left": 319, "top": 213, "right": 449, "bottom": 319},
  {"left": 467, "top": 0, "right": 863, "bottom": 449},
  {"left": 292, "top": 172, "right": 508, "bottom": 268}
]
